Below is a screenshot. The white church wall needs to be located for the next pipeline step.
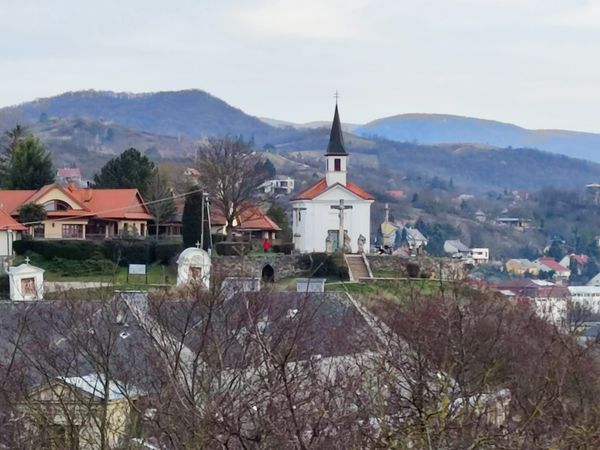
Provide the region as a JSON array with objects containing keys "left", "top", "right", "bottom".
[{"left": 292, "top": 196, "right": 372, "bottom": 253}]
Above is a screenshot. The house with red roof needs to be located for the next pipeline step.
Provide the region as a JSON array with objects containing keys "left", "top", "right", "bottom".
[
  {"left": 0, "top": 181, "right": 153, "bottom": 245},
  {"left": 290, "top": 104, "right": 374, "bottom": 253},
  {"left": 162, "top": 197, "right": 280, "bottom": 241}
]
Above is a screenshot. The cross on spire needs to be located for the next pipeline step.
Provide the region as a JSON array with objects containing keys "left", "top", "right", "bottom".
[{"left": 334, "top": 90, "right": 340, "bottom": 104}]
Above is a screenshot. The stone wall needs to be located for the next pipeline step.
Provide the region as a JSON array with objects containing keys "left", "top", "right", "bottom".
[{"left": 212, "top": 254, "right": 308, "bottom": 282}]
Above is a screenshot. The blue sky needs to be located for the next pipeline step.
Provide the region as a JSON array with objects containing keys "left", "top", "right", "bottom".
[{"left": 2, "top": 0, "right": 600, "bottom": 131}]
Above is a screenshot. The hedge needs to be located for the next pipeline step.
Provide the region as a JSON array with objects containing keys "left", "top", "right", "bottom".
[
  {"left": 215, "top": 242, "right": 253, "bottom": 256},
  {"left": 272, "top": 243, "right": 294, "bottom": 255},
  {"left": 13, "top": 239, "right": 103, "bottom": 260},
  {"left": 155, "top": 241, "right": 183, "bottom": 264},
  {"left": 13, "top": 238, "right": 183, "bottom": 267}
]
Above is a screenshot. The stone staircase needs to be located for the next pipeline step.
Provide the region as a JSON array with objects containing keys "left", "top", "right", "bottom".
[{"left": 345, "top": 254, "right": 373, "bottom": 281}]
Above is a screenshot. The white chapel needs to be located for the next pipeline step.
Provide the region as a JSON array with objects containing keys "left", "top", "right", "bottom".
[{"left": 291, "top": 104, "right": 374, "bottom": 253}]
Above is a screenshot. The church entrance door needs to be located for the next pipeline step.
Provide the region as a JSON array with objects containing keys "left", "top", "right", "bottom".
[{"left": 328, "top": 230, "right": 339, "bottom": 250}]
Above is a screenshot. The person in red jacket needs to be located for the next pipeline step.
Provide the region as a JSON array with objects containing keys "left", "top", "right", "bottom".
[{"left": 262, "top": 238, "right": 271, "bottom": 253}]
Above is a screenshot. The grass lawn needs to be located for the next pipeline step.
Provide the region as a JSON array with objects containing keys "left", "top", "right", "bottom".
[
  {"left": 326, "top": 278, "right": 450, "bottom": 300},
  {"left": 13, "top": 254, "right": 177, "bottom": 285}
]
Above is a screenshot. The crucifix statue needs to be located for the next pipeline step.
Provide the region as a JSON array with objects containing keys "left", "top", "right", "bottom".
[{"left": 331, "top": 199, "right": 353, "bottom": 252}]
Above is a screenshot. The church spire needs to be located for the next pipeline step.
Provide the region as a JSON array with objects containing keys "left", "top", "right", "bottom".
[{"left": 326, "top": 103, "right": 347, "bottom": 156}]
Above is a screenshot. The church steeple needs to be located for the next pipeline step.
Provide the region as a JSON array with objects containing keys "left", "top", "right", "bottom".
[
  {"left": 325, "top": 102, "right": 348, "bottom": 187},
  {"left": 325, "top": 104, "right": 347, "bottom": 156}
]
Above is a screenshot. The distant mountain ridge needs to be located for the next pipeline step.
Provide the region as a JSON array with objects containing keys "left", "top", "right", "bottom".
[
  {"left": 355, "top": 113, "right": 600, "bottom": 162},
  {"left": 0, "top": 89, "right": 274, "bottom": 140}
]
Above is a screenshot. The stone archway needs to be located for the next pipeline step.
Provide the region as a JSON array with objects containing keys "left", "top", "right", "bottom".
[{"left": 261, "top": 264, "right": 275, "bottom": 283}]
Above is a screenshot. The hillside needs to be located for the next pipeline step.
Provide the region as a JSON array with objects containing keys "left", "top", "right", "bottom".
[
  {"left": 1, "top": 89, "right": 274, "bottom": 140},
  {"left": 2, "top": 90, "right": 600, "bottom": 193},
  {"left": 355, "top": 113, "right": 600, "bottom": 163}
]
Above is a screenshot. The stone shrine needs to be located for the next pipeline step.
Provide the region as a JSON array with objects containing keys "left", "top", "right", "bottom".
[
  {"left": 176, "top": 246, "right": 211, "bottom": 289},
  {"left": 8, "top": 259, "right": 44, "bottom": 301}
]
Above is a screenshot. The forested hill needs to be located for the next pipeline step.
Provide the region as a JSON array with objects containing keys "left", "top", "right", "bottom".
[
  {"left": 355, "top": 113, "right": 600, "bottom": 163},
  {"left": 0, "top": 89, "right": 274, "bottom": 140}
]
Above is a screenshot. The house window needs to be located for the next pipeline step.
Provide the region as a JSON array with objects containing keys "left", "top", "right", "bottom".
[
  {"left": 62, "top": 224, "right": 83, "bottom": 238},
  {"left": 42, "top": 200, "right": 71, "bottom": 211},
  {"left": 33, "top": 224, "right": 44, "bottom": 238},
  {"left": 334, "top": 158, "right": 341, "bottom": 171}
]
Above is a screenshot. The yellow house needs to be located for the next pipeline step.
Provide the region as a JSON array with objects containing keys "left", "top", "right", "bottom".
[
  {"left": 19, "top": 374, "right": 141, "bottom": 449},
  {"left": 0, "top": 182, "right": 153, "bottom": 240},
  {"left": 506, "top": 259, "right": 539, "bottom": 276}
]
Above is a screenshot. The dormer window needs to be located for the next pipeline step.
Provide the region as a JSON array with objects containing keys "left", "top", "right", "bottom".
[
  {"left": 334, "top": 158, "right": 341, "bottom": 171},
  {"left": 43, "top": 200, "right": 70, "bottom": 211}
]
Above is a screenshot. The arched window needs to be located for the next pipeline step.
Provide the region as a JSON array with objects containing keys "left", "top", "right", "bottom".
[{"left": 42, "top": 200, "right": 71, "bottom": 212}]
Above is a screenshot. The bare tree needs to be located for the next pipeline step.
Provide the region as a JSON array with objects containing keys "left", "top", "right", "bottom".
[{"left": 195, "top": 137, "right": 268, "bottom": 240}]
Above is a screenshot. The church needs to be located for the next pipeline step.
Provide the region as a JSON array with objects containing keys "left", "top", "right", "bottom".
[{"left": 291, "top": 104, "right": 374, "bottom": 253}]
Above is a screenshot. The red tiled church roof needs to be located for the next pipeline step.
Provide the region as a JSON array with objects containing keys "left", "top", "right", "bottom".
[{"left": 291, "top": 178, "right": 375, "bottom": 201}]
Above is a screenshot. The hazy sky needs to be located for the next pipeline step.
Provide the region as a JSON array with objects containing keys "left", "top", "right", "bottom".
[{"left": 2, "top": 0, "right": 600, "bottom": 131}]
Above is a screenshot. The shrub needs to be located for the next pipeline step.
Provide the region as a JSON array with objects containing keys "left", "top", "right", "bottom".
[
  {"left": 103, "top": 239, "right": 154, "bottom": 266},
  {"left": 406, "top": 262, "right": 420, "bottom": 278},
  {"left": 215, "top": 242, "right": 252, "bottom": 256},
  {"left": 155, "top": 241, "right": 182, "bottom": 264},
  {"left": 272, "top": 243, "right": 295, "bottom": 255},
  {"left": 298, "top": 252, "right": 349, "bottom": 280}
]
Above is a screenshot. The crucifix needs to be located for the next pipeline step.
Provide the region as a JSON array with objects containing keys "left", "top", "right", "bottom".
[{"left": 331, "top": 199, "right": 352, "bottom": 251}]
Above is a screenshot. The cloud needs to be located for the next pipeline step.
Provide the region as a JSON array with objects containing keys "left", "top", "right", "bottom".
[
  {"left": 547, "top": 1, "right": 600, "bottom": 30},
  {"left": 236, "top": 0, "right": 368, "bottom": 39}
]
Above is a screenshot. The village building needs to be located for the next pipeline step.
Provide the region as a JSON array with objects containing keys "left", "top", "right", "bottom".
[
  {"left": 506, "top": 259, "right": 539, "bottom": 276},
  {"left": 160, "top": 198, "right": 281, "bottom": 242},
  {"left": 290, "top": 105, "right": 374, "bottom": 253},
  {"left": 258, "top": 176, "right": 295, "bottom": 196},
  {"left": 471, "top": 248, "right": 490, "bottom": 264},
  {"left": 0, "top": 182, "right": 153, "bottom": 240},
  {"left": 444, "top": 240, "right": 472, "bottom": 259},
  {"left": 56, "top": 167, "right": 82, "bottom": 186},
  {"left": 535, "top": 257, "right": 571, "bottom": 283},
  {"left": 20, "top": 374, "right": 141, "bottom": 450}
]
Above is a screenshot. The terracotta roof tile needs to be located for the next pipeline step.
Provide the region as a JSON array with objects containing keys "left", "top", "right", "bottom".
[{"left": 0, "top": 210, "right": 26, "bottom": 231}]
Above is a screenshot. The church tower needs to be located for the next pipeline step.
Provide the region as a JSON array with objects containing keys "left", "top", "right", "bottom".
[{"left": 325, "top": 104, "right": 348, "bottom": 187}]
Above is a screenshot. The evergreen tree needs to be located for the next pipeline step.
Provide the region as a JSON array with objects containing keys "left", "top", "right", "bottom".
[
  {"left": 267, "top": 204, "right": 291, "bottom": 241},
  {"left": 3, "top": 135, "right": 54, "bottom": 189},
  {"left": 182, "top": 190, "right": 211, "bottom": 250},
  {"left": 547, "top": 240, "right": 565, "bottom": 260},
  {"left": 93, "top": 148, "right": 155, "bottom": 195}
]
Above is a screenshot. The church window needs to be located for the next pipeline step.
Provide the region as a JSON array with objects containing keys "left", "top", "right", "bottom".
[{"left": 334, "top": 158, "right": 341, "bottom": 171}]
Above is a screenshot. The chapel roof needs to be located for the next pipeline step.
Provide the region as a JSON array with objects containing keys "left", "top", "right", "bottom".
[{"left": 291, "top": 178, "right": 375, "bottom": 201}]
